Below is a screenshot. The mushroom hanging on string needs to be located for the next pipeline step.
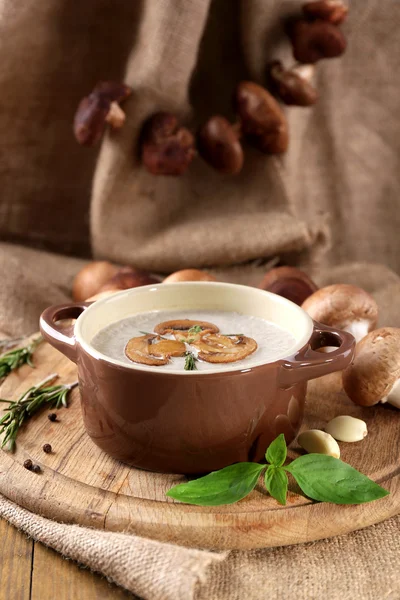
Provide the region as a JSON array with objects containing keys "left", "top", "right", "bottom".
[{"left": 74, "top": 82, "right": 132, "bottom": 146}]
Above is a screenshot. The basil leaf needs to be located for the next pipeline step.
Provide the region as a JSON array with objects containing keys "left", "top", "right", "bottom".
[
  {"left": 166, "top": 463, "right": 265, "bottom": 506},
  {"left": 285, "top": 454, "right": 389, "bottom": 504},
  {"left": 265, "top": 433, "right": 287, "bottom": 467},
  {"left": 264, "top": 466, "right": 288, "bottom": 505}
]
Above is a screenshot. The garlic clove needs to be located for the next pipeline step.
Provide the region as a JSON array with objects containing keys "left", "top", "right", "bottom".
[
  {"left": 381, "top": 378, "right": 400, "bottom": 409},
  {"left": 298, "top": 429, "right": 340, "bottom": 458},
  {"left": 325, "top": 416, "right": 367, "bottom": 442}
]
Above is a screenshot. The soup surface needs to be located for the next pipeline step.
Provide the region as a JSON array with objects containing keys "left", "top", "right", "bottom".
[{"left": 91, "top": 309, "right": 297, "bottom": 372}]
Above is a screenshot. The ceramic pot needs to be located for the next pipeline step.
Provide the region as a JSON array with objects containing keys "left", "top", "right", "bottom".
[{"left": 40, "top": 282, "right": 355, "bottom": 474}]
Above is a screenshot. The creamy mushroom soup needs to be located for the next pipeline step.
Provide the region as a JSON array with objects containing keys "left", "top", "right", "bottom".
[{"left": 91, "top": 310, "right": 297, "bottom": 372}]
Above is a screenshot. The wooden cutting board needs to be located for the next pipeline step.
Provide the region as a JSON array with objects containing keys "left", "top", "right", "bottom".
[{"left": 0, "top": 339, "right": 399, "bottom": 551}]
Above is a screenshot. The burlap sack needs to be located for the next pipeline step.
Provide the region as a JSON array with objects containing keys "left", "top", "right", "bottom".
[
  {"left": 0, "top": 0, "right": 399, "bottom": 597},
  {"left": 0, "top": 242, "right": 399, "bottom": 599},
  {"left": 1, "top": 1, "right": 399, "bottom": 273},
  {"left": 85, "top": 0, "right": 400, "bottom": 273}
]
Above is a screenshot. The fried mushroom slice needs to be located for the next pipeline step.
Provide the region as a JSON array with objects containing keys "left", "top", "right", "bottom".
[
  {"left": 125, "top": 334, "right": 186, "bottom": 366},
  {"left": 193, "top": 333, "right": 257, "bottom": 364},
  {"left": 154, "top": 319, "right": 219, "bottom": 336}
]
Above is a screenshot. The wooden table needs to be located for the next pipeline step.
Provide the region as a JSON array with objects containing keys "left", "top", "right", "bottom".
[{"left": 0, "top": 518, "right": 136, "bottom": 600}]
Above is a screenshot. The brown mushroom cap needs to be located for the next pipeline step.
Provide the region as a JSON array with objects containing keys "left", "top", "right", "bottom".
[
  {"left": 193, "top": 333, "right": 257, "bottom": 364},
  {"left": 163, "top": 269, "right": 217, "bottom": 283},
  {"left": 267, "top": 61, "right": 318, "bottom": 106},
  {"left": 154, "top": 320, "right": 219, "bottom": 335},
  {"left": 86, "top": 290, "right": 121, "bottom": 302},
  {"left": 342, "top": 328, "right": 400, "bottom": 407},
  {"left": 302, "top": 1, "right": 349, "bottom": 25},
  {"left": 125, "top": 334, "right": 186, "bottom": 366},
  {"left": 289, "top": 19, "right": 347, "bottom": 64},
  {"left": 141, "top": 112, "right": 196, "bottom": 176},
  {"left": 74, "top": 82, "right": 131, "bottom": 146},
  {"left": 234, "top": 81, "right": 289, "bottom": 154},
  {"left": 198, "top": 116, "right": 244, "bottom": 175},
  {"left": 259, "top": 266, "right": 318, "bottom": 306},
  {"left": 100, "top": 267, "right": 159, "bottom": 292},
  {"left": 72, "top": 261, "right": 120, "bottom": 301},
  {"left": 302, "top": 284, "right": 378, "bottom": 331}
]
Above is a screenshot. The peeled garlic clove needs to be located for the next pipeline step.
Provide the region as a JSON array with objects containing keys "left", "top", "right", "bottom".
[
  {"left": 325, "top": 416, "right": 367, "bottom": 442},
  {"left": 298, "top": 429, "right": 340, "bottom": 458}
]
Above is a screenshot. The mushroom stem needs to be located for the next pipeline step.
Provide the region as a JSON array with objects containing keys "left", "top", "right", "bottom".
[
  {"left": 292, "top": 64, "right": 315, "bottom": 83},
  {"left": 382, "top": 378, "right": 400, "bottom": 409},
  {"left": 105, "top": 102, "right": 126, "bottom": 129},
  {"left": 343, "top": 319, "right": 371, "bottom": 343}
]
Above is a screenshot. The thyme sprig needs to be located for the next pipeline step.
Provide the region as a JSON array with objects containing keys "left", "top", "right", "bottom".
[
  {"left": 184, "top": 351, "right": 197, "bottom": 371},
  {"left": 0, "top": 373, "right": 78, "bottom": 451},
  {"left": 0, "top": 336, "right": 43, "bottom": 380}
]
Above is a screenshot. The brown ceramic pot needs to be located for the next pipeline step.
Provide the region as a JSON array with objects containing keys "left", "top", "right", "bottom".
[{"left": 40, "top": 282, "right": 355, "bottom": 474}]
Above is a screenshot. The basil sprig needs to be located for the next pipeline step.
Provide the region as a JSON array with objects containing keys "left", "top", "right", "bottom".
[{"left": 166, "top": 434, "right": 389, "bottom": 507}]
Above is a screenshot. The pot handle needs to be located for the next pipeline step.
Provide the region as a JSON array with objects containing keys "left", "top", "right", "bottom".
[
  {"left": 40, "top": 302, "right": 91, "bottom": 364},
  {"left": 278, "top": 321, "right": 355, "bottom": 389}
]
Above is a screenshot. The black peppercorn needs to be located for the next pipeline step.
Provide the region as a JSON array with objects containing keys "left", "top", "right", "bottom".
[
  {"left": 43, "top": 443, "right": 52, "bottom": 454},
  {"left": 23, "top": 459, "right": 33, "bottom": 470},
  {"left": 32, "top": 464, "right": 41, "bottom": 474},
  {"left": 48, "top": 413, "right": 57, "bottom": 422}
]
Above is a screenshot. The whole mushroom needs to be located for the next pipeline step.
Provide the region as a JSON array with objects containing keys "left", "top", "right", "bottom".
[
  {"left": 72, "top": 261, "right": 120, "bottom": 302},
  {"left": 259, "top": 266, "right": 318, "bottom": 306},
  {"left": 74, "top": 82, "right": 132, "bottom": 146},
  {"left": 342, "top": 328, "right": 400, "bottom": 409},
  {"left": 163, "top": 269, "right": 217, "bottom": 283},
  {"left": 302, "top": 284, "right": 378, "bottom": 343},
  {"left": 198, "top": 116, "right": 244, "bottom": 175},
  {"left": 267, "top": 61, "right": 318, "bottom": 106},
  {"left": 234, "top": 81, "right": 289, "bottom": 154},
  {"left": 99, "top": 267, "right": 160, "bottom": 292},
  {"left": 302, "top": 1, "right": 348, "bottom": 25},
  {"left": 288, "top": 19, "right": 347, "bottom": 63},
  {"left": 141, "top": 112, "right": 196, "bottom": 175},
  {"left": 86, "top": 290, "right": 121, "bottom": 302}
]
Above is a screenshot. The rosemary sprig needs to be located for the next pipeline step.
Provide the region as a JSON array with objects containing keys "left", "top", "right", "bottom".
[
  {"left": 139, "top": 331, "right": 168, "bottom": 340},
  {"left": 188, "top": 326, "right": 203, "bottom": 335},
  {"left": 0, "top": 373, "right": 78, "bottom": 451},
  {"left": 220, "top": 333, "right": 243, "bottom": 337},
  {"left": 0, "top": 337, "right": 25, "bottom": 354},
  {"left": 0, "top": 336, "right": 43, "bottom": 380},
  {"left": 184, "top": 351, "right": 197, "bottom": 371},
  {"left": 183, "top": 325, "right": 204, "bottom": 344}
]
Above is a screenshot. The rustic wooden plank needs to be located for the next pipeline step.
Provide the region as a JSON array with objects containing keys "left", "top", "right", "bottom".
[
  {"left": 0, "top": 518, "right": 32, "bottom": 600},
  {"left": 0, "top": 341, "right": 399, "bottom": 551},
  {"left": 31, "top": 540, "right": 135, "bottom": 600}
]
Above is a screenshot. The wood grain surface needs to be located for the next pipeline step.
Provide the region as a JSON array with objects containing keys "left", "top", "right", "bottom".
[
  {"left": 0, "top": 517, "right": 136, "bottom": 600},
  {"left": 0, "top": 340, "right": 399, "bottom": 551}
]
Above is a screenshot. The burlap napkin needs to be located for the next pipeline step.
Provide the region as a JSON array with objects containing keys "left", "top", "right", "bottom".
[{"left": 0, "top": 242, "right": 399, "bottom": 599}]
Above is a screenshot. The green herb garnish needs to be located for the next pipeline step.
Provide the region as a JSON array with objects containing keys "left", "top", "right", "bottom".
[
  {"left": 166, "top": 434, "right": 389, "bottom": 507},
  {"left": 220, "top": 333, "right": 243, "bottom": 337},
  {"left": 0, "top": 373, "right": 78, "bottom": 451},
  {"left": 184, "top": 351, "right": 197, "bottom": 371},
  {"left": 188, "top": 325, "right": 203, "bottom": 335},
  {"left": 139, "top": 331, "right": 168, "bottom": 340},
  {"left": 0, "top": 336, "right": 42, "bottom": 380},
  {"left": 0, "top": 337, "right": 25, "bottom": 354}
]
